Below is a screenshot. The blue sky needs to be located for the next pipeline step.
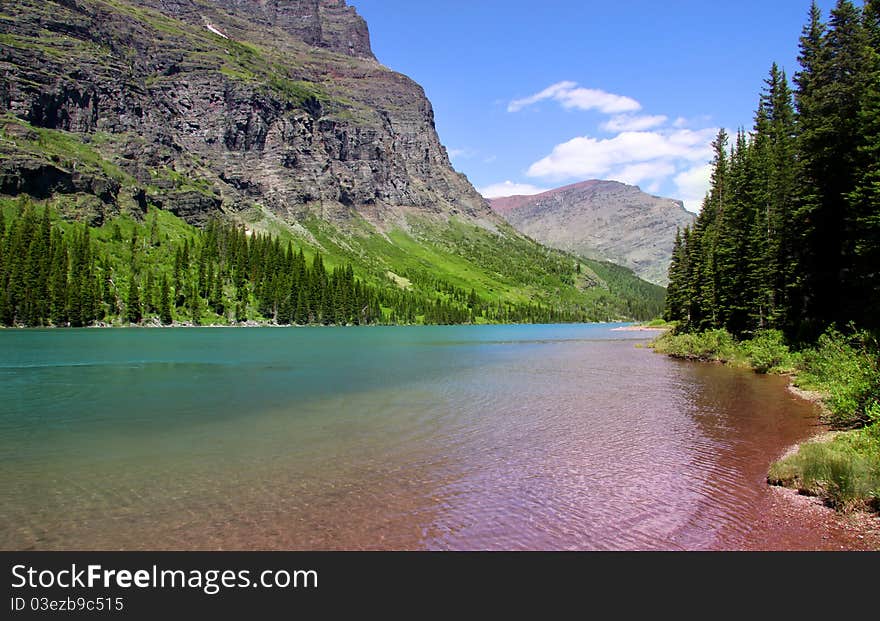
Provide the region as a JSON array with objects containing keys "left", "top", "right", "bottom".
[{"left": 354, "top": 0, "right": 841, "bottom": 211}]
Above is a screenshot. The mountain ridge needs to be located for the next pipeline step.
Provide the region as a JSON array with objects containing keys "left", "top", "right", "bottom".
[{"left": 489, "top": 180, "right": 695, "bottom": 286}]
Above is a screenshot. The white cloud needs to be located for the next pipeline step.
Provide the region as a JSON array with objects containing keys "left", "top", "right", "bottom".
[
  {"left": 526, "top": 128, "right": 716, "bottom": 180},
  {"left": 502, "top": 83, "right": 718, "bottom": 207},
  {"left": 610, "top": 161, "right": 677, "bottom": 187},
  {"left": 508, "top": 81, "right": 641, "bottom": 114},
  {"left": 478, "top": 181, "right": 550, "bottom": 199},
  {"left": 673, "top": 164, "right": 713, "bottom": 213},
  {"left": 673, "top": 115, "right": 713, "bottom": 129},
  {"left": 507, "top": 81, "right": 576, "bottom": 112},
  {"left": 601, "top": 114, "right": 668, "bottom": 132},
  {"left": 448, "top": 148, "right": 475, "bottom": 160}
]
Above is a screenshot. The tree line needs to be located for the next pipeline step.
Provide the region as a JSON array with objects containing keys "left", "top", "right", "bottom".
[
  {"left": 665, "top": 0, "right": 880, "bottom": 341},
  {"left": 0, "top": 203, "right": 607, "bottom": 327}
]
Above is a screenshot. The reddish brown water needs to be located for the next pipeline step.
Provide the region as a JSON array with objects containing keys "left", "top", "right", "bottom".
[{"left": 1, "top": 325, "right": 877, "bottom": 550}]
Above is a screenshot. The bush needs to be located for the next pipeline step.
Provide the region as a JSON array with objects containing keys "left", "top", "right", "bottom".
[
  {"left": 797, "top": 329, "right": 880, "bottom": 428},
  {"left": 651, "top": 328, "right": 740, "bottom": 363},
  {"left": 744, "top": 330, "right": 795, "bottom": 374}
]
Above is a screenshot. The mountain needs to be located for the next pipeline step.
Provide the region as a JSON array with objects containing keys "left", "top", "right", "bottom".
[
  {"left": 490, "top": 180, "right": 696, "bottom": 286},
  {"left": 0, "top": 0, "right": 665, "bottom": 324},
  {"left": 2, "top": 0, "right": 494, "bottom": 228}
]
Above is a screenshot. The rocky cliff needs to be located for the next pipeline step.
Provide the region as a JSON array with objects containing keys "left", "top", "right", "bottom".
[
  {"left": 161, "top": 0, "right": 376, "bottom": 59},
  {"left": 490, "top": 180, "right": 696, "bottom": 286},
  {"left": 0, "top": 0, "right": 495, "bottom": 228}
]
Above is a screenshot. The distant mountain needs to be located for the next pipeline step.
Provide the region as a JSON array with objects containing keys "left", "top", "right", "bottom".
[{"left": 489, "top": 180, "right": 696, "bottom": 286}]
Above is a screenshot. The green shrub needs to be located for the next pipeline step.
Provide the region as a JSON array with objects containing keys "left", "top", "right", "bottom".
[
  {"left": 651, "top": 328, "right": 743, "bottom": 364},
  {"left": 744, "top": 330, "right": 796, "bottom": 374},
  {"left": 797, "top": 329, "right": 880, "bottom": 427}
]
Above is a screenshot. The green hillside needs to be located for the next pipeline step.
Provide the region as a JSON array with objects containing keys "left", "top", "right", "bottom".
[{"left": 0, "top": 195, "right": 665, "bottom": 327}]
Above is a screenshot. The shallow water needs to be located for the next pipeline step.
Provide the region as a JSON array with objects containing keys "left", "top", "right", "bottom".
[{"left": 0, "top": 324, "right": 836, "bottom": 550}]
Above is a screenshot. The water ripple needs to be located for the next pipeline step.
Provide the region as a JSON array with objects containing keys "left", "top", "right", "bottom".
[{"left": 0, "top": 326, "right": 825, "bottom": 550}]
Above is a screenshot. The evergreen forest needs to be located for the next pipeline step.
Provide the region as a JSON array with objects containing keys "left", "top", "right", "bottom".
[
  {"left": 0, "top": 201, "right": 639, "bottom": 328},
  {"left": 665, "top": 0, "right": 880, "bottom": 341}
]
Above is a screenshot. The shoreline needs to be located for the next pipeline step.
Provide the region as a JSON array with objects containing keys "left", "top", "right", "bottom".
[
  {"left": 775, "top": 381, "right": 837, "bottom": 462},
  {"left": 749, "top": 372, "right": 879, "bottom": 548},
  {"left": 610, "top": 325, "right": 670, "bottom": 332},
  {"left": 651, "top": 331, "right": 879, "bottom": 549},
  {"left": 0, "top": 320, "right": 639, "bottom": 330}
]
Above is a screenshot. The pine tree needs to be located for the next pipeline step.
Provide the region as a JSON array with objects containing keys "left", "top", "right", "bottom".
[
  {"left": 665, "top": 228, "right": 687, "bottom": 323},
  {"left": 33, "top": 206, "right": 51, "bottom": 323},
  {"left": 209, "top": 265, "right": 224, "bottom": 316},
  {"left": 189, "top": 282, "right": 201, "bottom": 326},
  {"left": 794, "top": 1, "right": 871, "bottom": 333},
  {"left": 149, "top": 209, "right": 160, "bottom": 247},
  {"left": 762, "top": 65, "right": 798, "bottom": 330},
  {"left": 847, "top": 0, "right": 880, "bottom": 330},
  {"left": 144, "top": 270, "right": 155, "bottom": 315},
  {"left": 126, "top": 278, "right": 142, "bottom": 324},
  {"left": 129, "top": 228, "right": 139, "bottom": 275},
  {"left": 295, "top": 285, "right": 308, "bottom": 325},
  {"left": 159, "top": 274, "right": 173, "bottom": 325},
  {"left": 793, "top": 1, "right": 831, "bottom": 335},
  {"left": 102, "top": 256, "right": 115, "bottom": 312}
]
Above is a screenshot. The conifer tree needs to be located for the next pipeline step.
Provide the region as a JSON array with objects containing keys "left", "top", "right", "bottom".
[
  {"left": 794, "top": 0, "right": 870, "bottom": 333},
  {"left": 49, "top": 229, "right": 68, "bottom": 326},
  {"left": 144, "top": 270, "right": 155, "bottom": 315},
  {"left": 159, "top": 274, "right": 173, "bottom": 325},
  {"left": 149, "top": 209, "right": 160, "bottom": 247},
  {"left": 189, "top": 282, "right": 201, "bottom": 326},
  {"left": 126, "top": 278, "right": 142, "bottom": 324},
  {"left": 847, "top": 0, "right": 880, "bottom": 330}
]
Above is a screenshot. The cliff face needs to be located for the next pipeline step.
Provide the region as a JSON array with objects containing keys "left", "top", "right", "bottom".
[
  {"left": 490, "top": 181, "right": 696, "bottom": 286},
  {"left": 138, "top": 0, "right": 374, "bottom": 59},
  {"left": 0, "top": 0, "right": 495, "bottom": 228}
]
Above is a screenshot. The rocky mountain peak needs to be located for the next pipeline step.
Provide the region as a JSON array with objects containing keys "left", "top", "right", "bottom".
[
  {"left": 138, "top": 0, "right": 374, "bottom": 58},
  {"left": 489, "top": 180, "right": 695, "bottom": 286}
]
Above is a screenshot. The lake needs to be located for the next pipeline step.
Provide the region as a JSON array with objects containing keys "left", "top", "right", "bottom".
[{"left": 0, "top": 324, "right": 854, "bottom": 550}]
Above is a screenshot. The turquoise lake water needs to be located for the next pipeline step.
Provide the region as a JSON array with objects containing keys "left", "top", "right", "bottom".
[{"left": 0, "top": 324, "right": 822, "bottom": 550}]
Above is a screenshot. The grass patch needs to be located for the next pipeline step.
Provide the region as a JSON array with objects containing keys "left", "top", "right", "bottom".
[
  {"left": 769, "top": 420, "right": 880, "bottom": 511},
  {"left": 148, "top": 166, "right": 216, "bottom": 197},
  {"left": 0, "top": 116, "right": 133, "bottom": 185}
]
